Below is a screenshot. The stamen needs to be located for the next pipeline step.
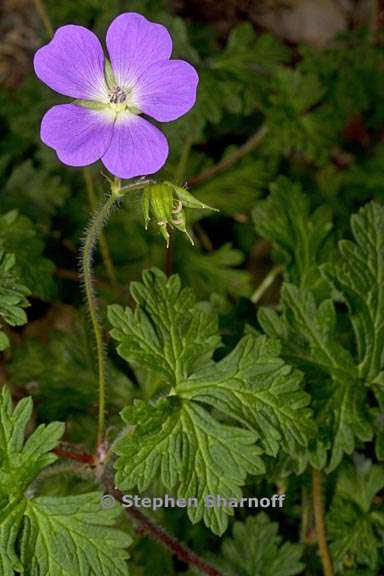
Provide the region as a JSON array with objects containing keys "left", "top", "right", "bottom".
[
  {"left": 109, "top": 86, "right": 127, "bottom": 104},
  {"left": 172, "top": 200, "right": 183, "bottom": 214}
]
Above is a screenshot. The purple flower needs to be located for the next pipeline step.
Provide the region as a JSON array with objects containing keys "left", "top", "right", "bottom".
[{"left": 33, "top": 13, "right": 199, "bottom": 179}]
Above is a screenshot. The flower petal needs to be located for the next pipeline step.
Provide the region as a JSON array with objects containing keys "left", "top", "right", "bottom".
[
  {"left": 106, "top": 13, "right": 172, "bottom": 87},
  {"left": 101, "top": 113, "right": 168, "bottom": 179},
  {"left": 34, "top": 25, "right": 109, "bottom": 101},
  {"left": 136, "top": 60, "right": 199, "bottom": 122},
  {"left": 41, "top": 104, "right": 114, "bottom": 167}
]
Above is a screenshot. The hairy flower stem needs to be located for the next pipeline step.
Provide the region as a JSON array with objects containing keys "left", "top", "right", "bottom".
[
  {"left": 312, "top": 469, "right": 334, "bottom": 576},
  {"left": 81, "top": 192, "right": 119, "bottom": 448},
  {"left": 102, "top": 472, "right": 223, "bottom": 576},
  {"left": 81, "top": 179, "right": 152, "bottom": 450},
  {"left": 83, "top": 168, "right": 119, "bottom": 291}
]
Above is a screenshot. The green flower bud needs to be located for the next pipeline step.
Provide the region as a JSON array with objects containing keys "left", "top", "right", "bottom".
[
  {"left": 143, "top": 183, "right": 174, "bottom": 245},
  {"left": 142, "top": 182, "right": 217, "bottom": 246},
  {"left": 165, "top": 181, "right": 219, "bottom": 211}
]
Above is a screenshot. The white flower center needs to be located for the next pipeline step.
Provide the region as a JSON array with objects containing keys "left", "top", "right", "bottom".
[{"left": 107, "top": 85, "right": 140, "bottom": 115}]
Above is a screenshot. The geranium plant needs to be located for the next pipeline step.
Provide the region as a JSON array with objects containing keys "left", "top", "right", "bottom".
[{"left": 1, "top": 1, "right": 384, "bottom": 575}]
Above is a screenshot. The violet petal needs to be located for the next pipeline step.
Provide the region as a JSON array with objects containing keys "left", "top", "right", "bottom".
[
  {"left": 41, "top": 104, "right": 114, "bottom": 167},
  {"left": 34, "top": 25, "right": 109, "bottom": 101},
  {"left": 106, "top": 13, "right": 172, "bottom": 88},
  {"left": 101, "top": 112, "right": 169, "bottom": 179},
  {"left": 136, "top": 59, "right": 199, "bottom": 122}
]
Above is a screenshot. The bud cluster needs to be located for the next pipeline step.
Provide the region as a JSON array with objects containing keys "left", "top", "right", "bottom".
[{"left": 142, "top": 181, "right": 217, "bottom": 246}]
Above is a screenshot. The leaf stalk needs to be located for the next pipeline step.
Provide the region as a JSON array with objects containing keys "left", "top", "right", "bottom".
[{"left": 312, "top": 468, "right": 334, "bottom": 576}]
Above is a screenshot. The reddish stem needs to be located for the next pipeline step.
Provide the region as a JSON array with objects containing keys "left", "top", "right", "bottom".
[
  {"left": 53, "top": 446, "right": 222, "bottom": 574},
  {"left": 103, "top": 474, "right": 223, "bottom": 576},
  {"left": 53, "top": 448, "right": 95, "bottom": 464}
]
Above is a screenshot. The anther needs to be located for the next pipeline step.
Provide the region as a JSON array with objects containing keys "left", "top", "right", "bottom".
[
  {"left": 109, "top": 86, "right": 127, "bottom": 104},
  {"left": 172, "top": 200, "right": 183, "bottom": 214}
]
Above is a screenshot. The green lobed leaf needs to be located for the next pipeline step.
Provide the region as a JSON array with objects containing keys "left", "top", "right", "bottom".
[
  {"left": 214, "top": 24, "right": 289, "bottom": 72},
  {"left": 255, "top": 197, "right": 384, "bottom": 418},
  {"left": 0, "top": 501, "right": 25, "bottom": 575},
  {"left": 261, "top": 67, "right": 337, "bottom": 164},
  {"left": 322, "top": 202, "right": 384, "bottom": 384},
  {"left": 253, "top": 176, "right": 333, "bottom": 295},
  {"left": 0, "top": 387, "right": 131, "bottom": 575},
  {"left": 193, "top": 156, "right": 268, "bottom": 218},
  {"left": 299, "top": 40, "right": 384, "bottom": 127},
  {"left": 259, "top": 284, "right": 372, "bottom": 471},
  {"left": 176, "top": 242, "right": 253, "bottom": 299},
  {"left": 0, "top": 250, "right": 30, "bottom": 351},
  {"left": 1, "top": 159, "right": 70, "bottom": 231},
  {"left": 114, "top": 397, "right": 264, "bottom": 536},
  {"left": 177, "top": 335, "right": 314, "bottom": 457},
  {"left": 327, "top": 459, "right": 384, "bottom": 572},
  {"left": 20, "top": 493, "right": 131, "bottom": 576},
  {"left": 197, "top": 24, "right": 288, "bottom": 124},
  {"left": 111, "top": 269, "right": 313, "bottom": 534},
  {"left": 108, "top": 268, "right": 220, "bottom": 386},
  {"left": 258, "top": 201, "right": 384, "bottom": 469},
  {"left": 0, "top": 387, "right": 63, "bottom": 504},
  {"left": 0, "top": 210, "right": 55, "bottom": 300},
  {"left": 217, "top": 512, "right": 304, "bottom": 576}
]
